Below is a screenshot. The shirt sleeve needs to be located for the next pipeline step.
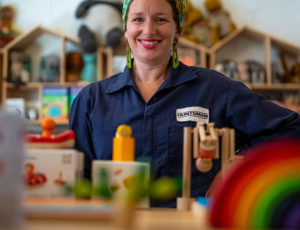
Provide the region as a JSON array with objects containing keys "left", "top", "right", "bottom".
[
  {"left": 69, "top": 91, "right": 95, "bottom": 178},
  {"left": 226, "top": 80, "right": 300, "bottom": 151}
]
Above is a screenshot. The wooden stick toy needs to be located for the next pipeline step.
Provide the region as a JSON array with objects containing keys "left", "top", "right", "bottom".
[{"left": 177, "top": 122, "right": 236, "bottom": 210}]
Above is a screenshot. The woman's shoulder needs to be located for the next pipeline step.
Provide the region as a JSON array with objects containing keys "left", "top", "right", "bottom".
[
  {"left": 79, "top": 72, "right": 124, "bottom": 96},
  {"left": 180, "top": 63, "right": 233, "bottom": 86},
  {"left": 192, "top": 65, "right": 231, "bottom": 81}
]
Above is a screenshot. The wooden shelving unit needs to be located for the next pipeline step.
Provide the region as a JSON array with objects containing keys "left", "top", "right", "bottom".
[
  {"left": 2, "top": 24, "right": 299, "bottom": 127},
  {"left": 208, "top": 26, "right": 300, "bottom": 113},
  {"left": 1, "top": 25, "right": 84, "bottom": 124},
  {"left": 209, "top": 26, "right": 300, "bottom": 86}
]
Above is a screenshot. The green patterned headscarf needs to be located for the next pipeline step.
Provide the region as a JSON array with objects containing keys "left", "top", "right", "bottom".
[{"left": 122, "top": 0, "right": 187, "bottom": 30}]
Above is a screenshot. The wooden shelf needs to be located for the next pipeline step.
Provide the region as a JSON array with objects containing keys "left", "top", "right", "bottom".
[
  {"left": 247, "top": 83, "right": 300, "bottom": 91},
  {"left": 1, "top": 25, "right": 86, "bottom": 127},
  {"left": 2, "top": 24, "right": 299, "bottom": 126},
  {"left": 209, "top": 26, "right": 300, "bottom": 88}
]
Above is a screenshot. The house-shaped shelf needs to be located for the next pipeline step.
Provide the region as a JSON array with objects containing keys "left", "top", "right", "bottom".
[
  {"left": 1, "top": 25, "right": 81, "bottom": 124},
  {"left": 208, "top": 26, "right": 300, "bottom": 90},
  {"left": 2, "top": 24, "right": 80, "bottom": 84}
]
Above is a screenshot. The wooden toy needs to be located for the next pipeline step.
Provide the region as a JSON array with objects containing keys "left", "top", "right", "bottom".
[
  {"left": 209, "top": 139, "right": 300, "bottom": 229},
  {"left": 113, "top": 125, "right": 135, "bottom": 162},
  {"left": 93, "top": 124, "right": 150, "bottom": 208},
  {"left": 24, "top": 118, "right": 83, "bottom": 198},
  {"left": 26, "top": 117, "right": 75, "bottom": 149},
  {"left": 177, "top": 122, "right": 237, "bottom": 210}
]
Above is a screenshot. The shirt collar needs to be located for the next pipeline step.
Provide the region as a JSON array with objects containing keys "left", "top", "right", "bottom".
[
  {"left": 162, "top": 61, "right": 198, "bottom": 89},
  {"left": 105, "top": 60, "right": 198, "bottom": 94},
  {"left": 106, "top": 66, "right": 136, "bottom": 93}
]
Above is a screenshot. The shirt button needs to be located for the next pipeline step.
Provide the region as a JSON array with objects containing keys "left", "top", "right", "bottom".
[{"left": 145, "top": 107, "right": 152, "bottom": 114}]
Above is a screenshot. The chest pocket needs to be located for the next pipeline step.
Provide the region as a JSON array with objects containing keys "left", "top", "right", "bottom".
[
  {"left": 167, "top": 126, "right": 184, "bottom": 176},
  {"left": 155, "top": 122, "right": 195, "bottom": 178},
  {"left": 92, "top": 129, "right": 115, "bottom": 160}
]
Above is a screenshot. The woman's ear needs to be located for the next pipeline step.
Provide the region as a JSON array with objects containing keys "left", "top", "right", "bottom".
[{"left": 175, "top": 31, "right": 180, "bottom": 40}]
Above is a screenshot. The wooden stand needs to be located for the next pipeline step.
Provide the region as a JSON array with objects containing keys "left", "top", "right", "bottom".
[
  {"left": 177, "top": 123, "right": 236, "bottom": 210},
  {"left": 177, "top": 127, "right": 195, "bottom": 210}
]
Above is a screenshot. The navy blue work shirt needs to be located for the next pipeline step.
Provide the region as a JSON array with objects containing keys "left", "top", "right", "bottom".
[{"left": 69, "top": 61, "right": 300, "bottom": 207}]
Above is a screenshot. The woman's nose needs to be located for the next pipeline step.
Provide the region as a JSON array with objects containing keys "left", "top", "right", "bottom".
[{"left": 143, "top": 20, "right": 156, "bottom": 34}]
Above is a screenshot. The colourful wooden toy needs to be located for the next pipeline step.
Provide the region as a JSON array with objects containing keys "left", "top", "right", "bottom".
[
  {"left": 177, "top": 122, "right": 237, "bottom": 210},
  {"left": 26, "top": 118, "right": 75, "bottom": 149},
  {"left": 209, "top": 139, "right": 300, "bottom": 229},
  {"left": 113, "top": 125, "right": 135, "bottom": 161}
]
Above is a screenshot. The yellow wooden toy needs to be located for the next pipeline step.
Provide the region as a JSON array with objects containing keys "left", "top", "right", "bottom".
[{"left": 113, "top": 125, "right": 135, "bottom": 161}]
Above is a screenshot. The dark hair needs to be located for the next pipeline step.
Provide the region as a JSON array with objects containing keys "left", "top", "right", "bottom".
[
  {"left": 167, "top": 0, "right": 181, "bottom": 33},
  {"left": 124, "top": 0, "right": 181, "bottom": 33}
]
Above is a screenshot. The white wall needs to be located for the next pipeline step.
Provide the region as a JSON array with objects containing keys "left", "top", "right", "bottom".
[{"left": 2, "top": 0, "right": 300, "bottom": 46}]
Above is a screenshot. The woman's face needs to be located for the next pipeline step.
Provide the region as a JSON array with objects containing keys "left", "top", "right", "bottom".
[{"left": 125, "top": 0, "right": 179, "bottom": 66}]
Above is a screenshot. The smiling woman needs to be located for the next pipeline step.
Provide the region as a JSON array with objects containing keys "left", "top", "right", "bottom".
[
  {"left": 69, "top": 0, "right": 300, "bottom": 208},
  {"left": 123, "top": 0, "right": 181, "bottom": 101},
  {"left": 125, "top": 0, "right": 178, "bottom": 72}
]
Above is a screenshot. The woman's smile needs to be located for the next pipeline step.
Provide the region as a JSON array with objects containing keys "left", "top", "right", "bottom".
[{"left": 139, "top": 39, "right": 160, "bottom": 49}]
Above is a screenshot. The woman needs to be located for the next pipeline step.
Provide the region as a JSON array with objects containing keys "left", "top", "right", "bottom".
[{"left": 69, "top": 0, "right": 300, "bottom": 207}]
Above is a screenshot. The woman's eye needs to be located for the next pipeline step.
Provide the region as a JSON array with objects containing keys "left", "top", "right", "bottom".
[
  {"left": 133, "top": 17, "right": 143, "bottom": 22},
  {"left": 157, "top": 18, "right": 167, "bottom": 23}
]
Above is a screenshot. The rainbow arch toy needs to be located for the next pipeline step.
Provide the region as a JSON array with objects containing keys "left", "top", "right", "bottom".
[{"left": 209, "top": 139, "right": 300, "bottom": 229}]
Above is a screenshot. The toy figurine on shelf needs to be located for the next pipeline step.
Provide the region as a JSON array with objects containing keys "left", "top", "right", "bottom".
[
  {"left": 7, "top": 50, "right": 30, "bottom": 88},
  {"left": 177, "top": 122, "right": 240, "bottom": 211},
  {"left": 279, "top": 52, "right": 300, "bottom": 83},
  {"left": 81, "top": 53, "right": 97, "bottom": 82},
  {"left": 75, "top": 0, "right": 123, "bottom": 52},
  {"left": 26, "top": 117, "right": 75, "bottom": 149},
  {"left": 39, "top": 55, "right": 60, "bottom": 82},
  {"left": 204, "top": 0, "right": 236, "bottom": 45},
  {"left": 182, "top": 2, "right": 212, "bottom": 47},
  {"left": 182, "top": 1, "right": 212, "bottom": 47},
  {"left": 0, "top": 5, "right": 20, "bottom": 47},
  {"left": 66, "top": 52, "right": 84, "bottom": 82}
]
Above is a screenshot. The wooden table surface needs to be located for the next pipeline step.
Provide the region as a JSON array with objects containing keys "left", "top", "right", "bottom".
[{"left": 23, "top": 208, "right": 210, "bottom": 230}]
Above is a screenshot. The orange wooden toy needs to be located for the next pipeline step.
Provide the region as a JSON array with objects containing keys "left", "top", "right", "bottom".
[{"left": 26, "top": 118, "right": 75, "bottom": 149}]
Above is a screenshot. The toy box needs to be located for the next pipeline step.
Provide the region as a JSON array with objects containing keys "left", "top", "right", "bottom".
[
  {"left": 24, "top": 149, "right": 83, "bottom": 198},
  {"left": 92, "top": 161, "right": 150, "bottom": 208},
  {"left": 41, "top": 87, "right": 68, "bottom": 122}
]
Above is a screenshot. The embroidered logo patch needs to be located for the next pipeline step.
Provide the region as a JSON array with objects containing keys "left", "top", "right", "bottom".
[{"left": 176, "top": 106, "right": 209, "bottom": 123}]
